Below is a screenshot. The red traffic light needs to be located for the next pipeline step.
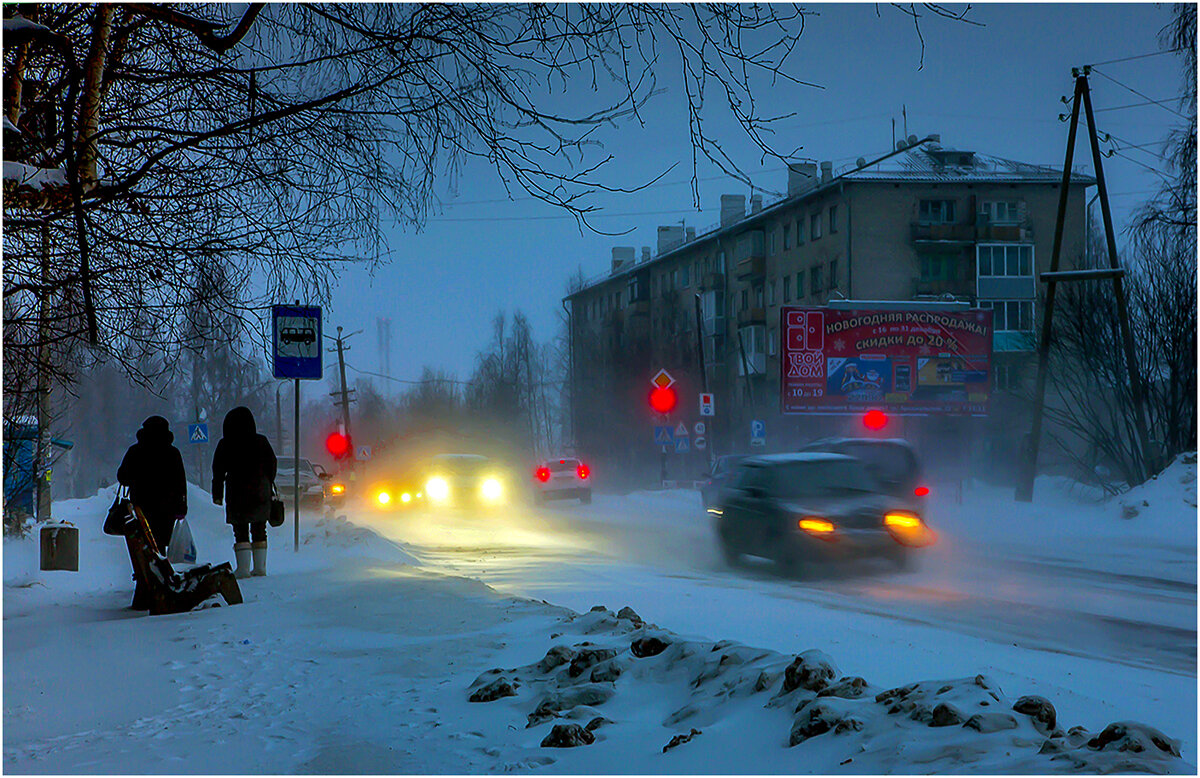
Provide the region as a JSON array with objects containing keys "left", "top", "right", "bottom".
[
  {"left": 863, "top": 409, "right": 888, "bottom": 431},
  {"left": 325, "top": 431, "right": 352, "bottom": 459},
  {"left": 649, "top": 386, "right": 678, "bottom": 414}
]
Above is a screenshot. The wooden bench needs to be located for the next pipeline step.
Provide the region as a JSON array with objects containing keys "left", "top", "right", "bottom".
[{"left": 120, "top": 502, "right": 242, "bottom": 615}]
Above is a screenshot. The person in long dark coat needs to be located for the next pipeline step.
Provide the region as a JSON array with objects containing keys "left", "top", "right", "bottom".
[
  {"left": 211, "top": 407, "right": 277, "bottom": 578},
  {"left": 117, "top": 415, "right": 188, "bottom": 608}
]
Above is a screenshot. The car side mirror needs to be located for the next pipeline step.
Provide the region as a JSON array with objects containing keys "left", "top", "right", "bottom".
[{"left": 318, "top": 472, "right": 332, "bottom": 481}]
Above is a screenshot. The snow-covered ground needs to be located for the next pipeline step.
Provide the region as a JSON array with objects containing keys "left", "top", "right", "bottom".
[{"left": 4, "top": 460, "right": 1195, "bottom": 773}]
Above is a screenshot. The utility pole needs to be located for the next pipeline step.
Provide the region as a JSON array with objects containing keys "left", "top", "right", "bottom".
[
  {"left": 35, "top": 221, "right": 51, "bottom": 522},
  {"left": 1016, "top": 67, "right": 1154, "bottom": 501}
]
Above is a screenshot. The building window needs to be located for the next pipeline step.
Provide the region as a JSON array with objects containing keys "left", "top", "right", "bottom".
[
  {"left": 767, "top": 229, "right": 777, "bottom": 256},
  {"left": 829, "top": 259, "right": 838, "bottom": 289},
  {"left": 755, "top": 284, "right": 764, "bottom": 308},
  {"left": 810, "top": 265, "right": 824, "bottom": 293},
  {"left": 784, "top": 276, "right": 791, "bottom": 302},
  {"left": 980, "top": 299, "right": 1034, "bottom": 332},
  {"left": 797, "top": 218, "right": 805, "bottom": 245},
  {"left": 768, "top": 280, "right": 777, "bottom": 306},
  {"left": 918, "top": 199, "right": 956, "bottom": 224},
  {"left": 920, "top": 254, "right": 952, "bottom": 281},
  {"left": 741, "top": 288, "right": 749, "bottom": 310},
  {"left": 783, "top": 223, "right": 791, "bottom": 250},
  {"left": 980, "top": 200, "right": 1022, "bottom": 224},
  {"left": 681, "top": 265, "right": 690, "bottom": 288},
  {"left": 810, "top": 213, "right": 822, "bottom": 240},
  {"left": 829, "top": 204, "right": 839, "bottom": 234},
  {"left": 768, "top": 328, "right": 778, "bottom": 356},
  {"left": 796, "top": 271, "right": 805, "bottom": 298},
  {"left": 993, "top": 362, "right": 1020, "bottom": 392},
  {"left": 738, "top": 324, "right": 766, "bottom": 376},
  {"left": 978, "top": 244, "right": 1033, "bottom": 277}
]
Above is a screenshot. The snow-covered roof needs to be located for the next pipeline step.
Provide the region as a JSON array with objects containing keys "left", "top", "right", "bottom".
[
  {"left": 3, "top": 161, "right": 67, "bottom": 190},
  {"left": 3, "top": 13, "right": 51, "bottom": 34},
  {"left": 743, "top": 452, "right": 855, "bottom": 465}
]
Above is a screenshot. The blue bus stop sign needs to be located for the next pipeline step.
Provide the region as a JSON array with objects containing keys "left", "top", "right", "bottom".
[{"left": 272, "top": 305, "right": 323, "bottom": 380}]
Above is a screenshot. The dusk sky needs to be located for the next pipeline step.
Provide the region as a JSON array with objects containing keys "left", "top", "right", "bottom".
[{"left": 324, "top": 3, "right": 1185, "bottom": 389}]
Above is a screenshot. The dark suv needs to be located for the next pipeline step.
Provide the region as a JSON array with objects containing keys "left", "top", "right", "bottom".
[
  {"left": 700, "top": 455, "right": 747, "bottom": 509},
  {"left": 799, "top": 438, "right": 927, "bottom": 511},
  {"left": 713, "top": 453, "right": 934, "bottom": 572}
]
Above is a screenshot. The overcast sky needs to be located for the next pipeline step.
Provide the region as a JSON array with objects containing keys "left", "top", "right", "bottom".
[{"left": 322, "top": 3, "right": 1185, "bottom": 391}]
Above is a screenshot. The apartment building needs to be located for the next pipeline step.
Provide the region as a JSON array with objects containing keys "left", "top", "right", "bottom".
[{"left": 565, "top": 137, "right": 1093, "bottom": 483}]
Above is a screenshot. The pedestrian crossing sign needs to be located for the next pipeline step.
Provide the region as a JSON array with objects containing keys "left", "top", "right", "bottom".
[{"left": 187, "top": 423, "right": 209, "bottom": 444}]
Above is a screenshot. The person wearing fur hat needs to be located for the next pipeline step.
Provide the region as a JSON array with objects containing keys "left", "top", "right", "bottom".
[
  {"left": 211, "top": 407, "right": 277, "bottom": 578},
  {"left": 116, "top": 415, "right": 188, "bottom": 608}
]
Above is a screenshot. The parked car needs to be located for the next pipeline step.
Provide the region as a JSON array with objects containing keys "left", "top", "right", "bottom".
[
  {"left": 277, "top": 458, "right": 325, "bottom": 507},
  {"left": 799, "top": 437, "right": 928, "bottom": 511},
  {"left": 312, "top": 463, "right": 348, "bottom": 508},
  {"left": 712, "top": 453, "right": 935, "bottom": 572},
  {"left": 699, "top": 454, "right": 747, "bottom": 509},
  {"left": 533, "top": 457, "right": 592, "bottom": 504}
]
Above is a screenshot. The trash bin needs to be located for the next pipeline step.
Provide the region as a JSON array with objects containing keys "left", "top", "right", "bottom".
[{"left": 40, "top": 523, "right": 78, "bottom": 571}]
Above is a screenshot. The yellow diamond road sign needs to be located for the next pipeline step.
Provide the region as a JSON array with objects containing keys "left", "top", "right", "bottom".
[{"left": 651, "top": 369, "right": 675, "bottom": 389}]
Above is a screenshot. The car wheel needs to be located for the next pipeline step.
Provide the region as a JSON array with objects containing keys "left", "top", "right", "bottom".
[
  {"left": 886, "top": 546, "right": 913, "bottom": 571},
  {"left": 579, "top": 490, "right": 592, "bottom": 505}
]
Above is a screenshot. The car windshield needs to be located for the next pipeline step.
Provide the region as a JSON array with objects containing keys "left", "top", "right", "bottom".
[
  {"left": 714, "top": 456, "right": 744, "bottom": 475},
  {"left": 549, "top": 459, "right": 579, "bottom": 472},
  {"left": 834, "top": 443, "right": 917, "bottom": 488},
  {"left": 433, "top": 455, "right": 489, "bottom": 475},
  {"left": 769, "top": 459, "right": 878, "bottom": 498},
  {"left": 279, "top": 459, "right": 314, "bottom": 475}
]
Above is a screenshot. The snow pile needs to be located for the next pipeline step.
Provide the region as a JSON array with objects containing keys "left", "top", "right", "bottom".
[
  {"left": 300, "top": 513, "right": 419, "bottom": 566},
  {"left": 3, "top": 161, "right": 67, "bottom": 190},
  {"left": 1114, "top": 452, "right": 1198, "bottom": 521},
  {"left": 465, "top": 606, "right": 1192, "bottom": 773}
]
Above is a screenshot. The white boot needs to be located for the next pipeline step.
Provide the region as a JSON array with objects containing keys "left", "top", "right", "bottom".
[
  {"left": 251, "top": 541, "right": 267, "bottom": 577},
  {"left": 233, "top": 542, "right": 252, "bottom": 579}
]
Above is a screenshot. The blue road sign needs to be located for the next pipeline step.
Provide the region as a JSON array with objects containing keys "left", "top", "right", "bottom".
[
  {"left": 674, "top": 437, "right": 689, "bottom": 454},
  {"left": 654, "top": 425, "right": 675, "bottom": 446},
  {"left": 272, "top": 304, "right": 323, "bottom": 380},
  {"left": 750, "top": 419, "right": 766, "bottom": 446},
  {"left": 187, "top": 423, "right": 209, "bottom": 444}
]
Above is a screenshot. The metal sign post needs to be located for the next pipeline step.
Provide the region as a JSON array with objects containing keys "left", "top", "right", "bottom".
[{"left": 272, "top": 302, "right": 323, "bottom": 552}]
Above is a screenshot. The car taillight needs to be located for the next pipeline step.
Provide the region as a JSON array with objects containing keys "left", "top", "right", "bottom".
[
  {"left": 914, "top": 486, "right": 930, "bottom": 497},
  {"left": 535, "top": 467, "right": 550, "bottom": 483},
  {"left": 577, "top": 464, "right": 590, "bottom": 480}
]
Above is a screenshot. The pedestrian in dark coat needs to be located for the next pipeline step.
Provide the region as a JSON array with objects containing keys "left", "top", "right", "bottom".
[
  {"left": 211, "top": 407, "right": 277, "bottom": 578},
  {"left": 117, "top": 415, "right": 187, "bottom": 609}
]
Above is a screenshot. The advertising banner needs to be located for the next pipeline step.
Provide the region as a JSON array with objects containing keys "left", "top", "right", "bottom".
[{"left": 780, "top": 307, "right": 993, "bottom": 416}]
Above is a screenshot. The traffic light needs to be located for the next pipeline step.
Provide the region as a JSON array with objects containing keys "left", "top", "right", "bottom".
[
  {"left": 649, "top": 386, "right": 678, "bottom": 414},
  {"left": 325, "top": 431, "right": 352, "bottom": 459},
  {"left": 862, "top": 409, "right": 888, "bottom": 431}
]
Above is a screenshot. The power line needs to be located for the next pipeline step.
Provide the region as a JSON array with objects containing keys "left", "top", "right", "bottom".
[
  {"left": 1092, "top": 67, "right": 1189, "bottom": 120},
  {"left": 429, "top": 207, "right": 711, "bottom": 224},
  {"left": 1092, "top": 98, "right": 1184, "bottom": 114},
  {"left": 1086, "top": 48, "right": 1184, "bottom": 68}
]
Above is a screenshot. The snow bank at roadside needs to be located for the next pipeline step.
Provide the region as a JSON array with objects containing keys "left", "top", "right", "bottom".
[{"left": 464, "top": 606, "right": 1193, "bottom": 774}]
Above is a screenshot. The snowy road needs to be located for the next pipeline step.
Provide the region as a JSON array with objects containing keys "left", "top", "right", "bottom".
[{"left": 350, "top": 477, "right": 1197, "bottom": 747}]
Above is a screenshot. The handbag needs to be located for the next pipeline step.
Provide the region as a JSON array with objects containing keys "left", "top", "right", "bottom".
[
  {"left": 268, "top": 484, "right": 285, "bottom": 528},
  {"left": 104, "top": 487, "right": 132, "bottom": 536}
]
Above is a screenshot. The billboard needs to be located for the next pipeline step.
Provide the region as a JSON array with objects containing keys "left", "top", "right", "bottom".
[{"left": 780, "top": 307, "right": 993, "bottom": 416}]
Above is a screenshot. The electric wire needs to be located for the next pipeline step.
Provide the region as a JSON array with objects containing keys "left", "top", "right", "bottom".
[
  {"left": 1085, "top": 48, "right": 1184, "bottom": 67},
  {"left": 1091, "top": 67, "right": 1189, "bottom": 120}
]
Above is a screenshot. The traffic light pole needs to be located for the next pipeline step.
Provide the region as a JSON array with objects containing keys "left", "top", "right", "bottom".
[{"left": 294, "top": 378, "right": 300, "bottom": 552}]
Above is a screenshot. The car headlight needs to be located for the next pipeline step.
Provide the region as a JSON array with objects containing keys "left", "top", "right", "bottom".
[
  {"left": 376, "top": 490, "right": 391, "bottom": 506},
  {"left": 481, "top": 478, "right": 503, "bottom": 501},
  {"left": 400, "top": 492, "right": 412, "bottom": 503},
  {"left": 426, "top": 476, "right": 449, "bottom": 502},
  {"left": 330, "top": 484, "right": 345, "bottom": 495}
]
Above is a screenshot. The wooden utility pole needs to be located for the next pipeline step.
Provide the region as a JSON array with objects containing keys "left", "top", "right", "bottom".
[
  {"left": 36, "top": 222, "right": 52, "bottom": 522},
  {"left": 1016, "top": 67, "right": 1154, "bottom": 501}
]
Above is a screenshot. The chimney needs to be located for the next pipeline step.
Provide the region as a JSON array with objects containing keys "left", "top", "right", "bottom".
[
  {"left": 611, "top": 246, "right": 635, "bottom": 274},
  {"left": 720, "top": 194, "right": 746, "bottom": 227},
  {"left": 750, "top": 194, "right": 763, "bottom": 214},
  {"left": 685, "top": 226, "right": 696, "bottom": 242},
  {"left": 820, "top": 161, "right": 833, "bottom": 184},
  {"left": 788, "top": 162, "right": 818, "bottom": 196},
  {"left": 657, "top": 224, "right": 684, "bottom": 254},
  {"left": 641, "top": 246, "right": 651, "bottom": 263}
]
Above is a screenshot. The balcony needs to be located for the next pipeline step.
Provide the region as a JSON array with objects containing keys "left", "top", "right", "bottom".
[
  {"left": 737, "top": 307, "right": 766, "bottom": 327},
  {"left": 702, "top": 272, "right": 726, "bottom": 290},
  {"left": 734, "top": 255, "right": 765, "bottom": 280},
  {"left": 627, "top": 299, "right": 651, "bottom": 317},
  {"left": 911, "top": 222, "right": 976, "bottom": 244},
  {"left": 976, "top": 221, "right": 1033, "bottom": 241},
  {"left": 911, "top": 278, "right": 974, "bottom": 298}
]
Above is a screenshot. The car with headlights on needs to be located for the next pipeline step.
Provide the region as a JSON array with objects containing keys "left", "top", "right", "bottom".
[
  {"left": 712, "top": 453, "right": 935, "bottom": 572},
  {"left": 799, "top": 437, "right": 928, "bottom": 511},
  {"left": 421, "top": 453, "right": 509, "bottom": 509},
  {"left": 533, "top": 457, "right": 592, "bottom": 504},
  {"left": 277, "top": 458, "right": 326, "bottom": 508}
]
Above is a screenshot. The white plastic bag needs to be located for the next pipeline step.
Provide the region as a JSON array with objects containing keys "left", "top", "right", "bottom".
[{"left": 167, "top": 518, "right": 198, "bottom": 565}]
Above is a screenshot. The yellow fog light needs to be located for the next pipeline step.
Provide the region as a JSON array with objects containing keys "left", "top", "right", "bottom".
[
  {"left": 376, "top": 490, "right": 391, "bottom": 506},
  {"left": 426, "top": 477, "right": 449, "bottom": 502},
  {"left": 481, "top": 478, "right": 503, "bottom": 501},
  {"left": 401, "top": 492, "right": 412, "bottom": 503},
  {"left": 799, "top": 517, "right": 835, "bottom": 535},
  {"left": 331, "top": 484, "right": 345, "bottom": 494},
  {"left": 884, "top": 512, "right": 922, "bottom": 529}
]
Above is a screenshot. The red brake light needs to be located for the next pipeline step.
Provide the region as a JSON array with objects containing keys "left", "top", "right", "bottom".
[
  {"left": 535, "top": 467, "right": 550, "bottom": 483},
  {"left": 577, "top": 464, "right": 590, "bottom": 480},
  {"left": 914, "top": 486, "right": 930, "bottom": 497}
]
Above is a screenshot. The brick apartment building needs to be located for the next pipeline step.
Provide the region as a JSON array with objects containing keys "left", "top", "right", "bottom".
[{"left": 564, "top": 137, "right": 1094, "bottom": 486}]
